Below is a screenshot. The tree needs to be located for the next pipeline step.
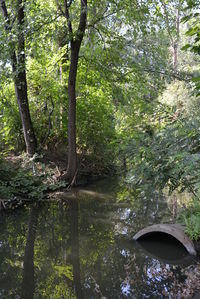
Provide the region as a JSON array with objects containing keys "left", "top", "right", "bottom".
[
  {"left": 57, "top": 0, "right": 87, "bottom": 182},
  {"left": 0, "top": 0, "right": 37, "bottom": 155}
]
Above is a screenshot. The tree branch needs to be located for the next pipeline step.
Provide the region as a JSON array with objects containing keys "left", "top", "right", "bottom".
[
  {"left": 75, "top": 0, "right": 87, "bottom": 43},
  {"left": 134, "top": 67, "right": 191, "bottom": 81},
  {"left": 56, "top": 0, "right": 65, "bottom": 16},
  {"left": 89, "top": 24, "right": 106, "bottom": 48},
  {"left": 0, "top": 0, "right": 10, "bottom": 30},
  {"left": 88, "top": 9, "right": 119, "bottom": 28},
  {"left": 64, "top": 0, "right": 73, "bottom": 41},
  {"left": 0, "top": 0, "right": 18, "bottom": 73},
  {"left": 67, "top": 0, "right": 73, "bottom": 8}
]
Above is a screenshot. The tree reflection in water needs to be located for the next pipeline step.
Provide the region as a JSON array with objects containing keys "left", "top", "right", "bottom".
[
  {"left": 0, "top": 182, "right": 199, "bottom": 298},
  {"left": 69, "top": 197, "right": 84, "bottom": 299},
  {"left": 22, "top": 204, "right": 39, "bottom": 299}
]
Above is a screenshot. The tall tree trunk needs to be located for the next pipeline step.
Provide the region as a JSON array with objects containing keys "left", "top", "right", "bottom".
[
  {"left": 0, "top": 0, "right": 37, "bottom": 155},
  {"left": 67, "top": 42, "right": 80, "bottom": 181},
  {"left": 16, "top": 0, "right": 37, "bottom": 155},
  {"left": 63, "top": 0, "right": 87, "bottom": 182}
]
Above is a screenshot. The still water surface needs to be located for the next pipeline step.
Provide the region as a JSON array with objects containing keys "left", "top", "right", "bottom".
[{"left": 0, "top": 178, "right": 199, "bottom": 298}]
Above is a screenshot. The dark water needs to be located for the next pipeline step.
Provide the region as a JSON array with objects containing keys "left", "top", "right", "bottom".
[
  {"left": 0, "top": 178, "right": 199, "bottom": 298},
  {"left": 138, "top": 233, "right": 191, "bottom": 263}
]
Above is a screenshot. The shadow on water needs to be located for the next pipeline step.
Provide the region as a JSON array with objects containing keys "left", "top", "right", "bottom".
[{"left": 0, "top": 178, "right": 199, "bottom": 298}]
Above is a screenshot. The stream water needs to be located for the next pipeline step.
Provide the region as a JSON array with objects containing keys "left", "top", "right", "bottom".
[{"left": 0, "top": 177, "right": 199, "bottom": 298}]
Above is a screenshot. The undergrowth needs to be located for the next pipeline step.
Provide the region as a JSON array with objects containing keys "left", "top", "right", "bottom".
[
  {"left": 0, "top": 154, "right": 66, "bottom": 204},
  {"left": 182, "top": 199, "right": 200, "bottom": 241}
]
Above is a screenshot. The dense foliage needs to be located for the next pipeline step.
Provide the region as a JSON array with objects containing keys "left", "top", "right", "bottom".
[{"left": 0, "top": 0, "right": 200, "bottom": 239}]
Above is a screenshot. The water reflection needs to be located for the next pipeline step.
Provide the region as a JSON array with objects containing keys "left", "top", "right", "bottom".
[
  {"left": 22, "top": 205, "right": 38, "bottom": 299},
  {"left": 69, "top": 198, "right": 84, "bottom": 299},
  {"left": 0, "top": 179, "right": 199, "bottom": 298}
]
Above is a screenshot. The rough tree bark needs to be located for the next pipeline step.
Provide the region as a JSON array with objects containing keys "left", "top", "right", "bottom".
[
  {"left": 0, "top": 0, "right": 37, "bottom": 155},
  {"left": 62, "top": 0, "right": 87, "bottom": 183}
]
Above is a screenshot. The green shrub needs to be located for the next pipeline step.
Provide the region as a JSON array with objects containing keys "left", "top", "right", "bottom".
[{"left": 182, "top": 200, "right": 200, "bottom": 240}]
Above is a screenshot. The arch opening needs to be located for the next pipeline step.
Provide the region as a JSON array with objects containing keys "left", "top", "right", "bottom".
[
  {"left": 138, "top": 232, "right": 188, "bottom": 261},
  {"left": 133, "top": 224, "right": 197, "bottom": 256},
  {"left": 139, "top": 231, "right": 187, "bottom": 246}
]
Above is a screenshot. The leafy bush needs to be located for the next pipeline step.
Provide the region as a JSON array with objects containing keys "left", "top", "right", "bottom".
[
  {"left": 182, "top": 200, "right": 200, "bottom": 240},
  {"left": 125, "top": 115, "right": 200, "bottom": 195},
  {"left": 0, "top": 158, "right": 47, "bottom": 201},
  {"left": 0, "top": 83, "right": 24, "bottom": 152}
]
